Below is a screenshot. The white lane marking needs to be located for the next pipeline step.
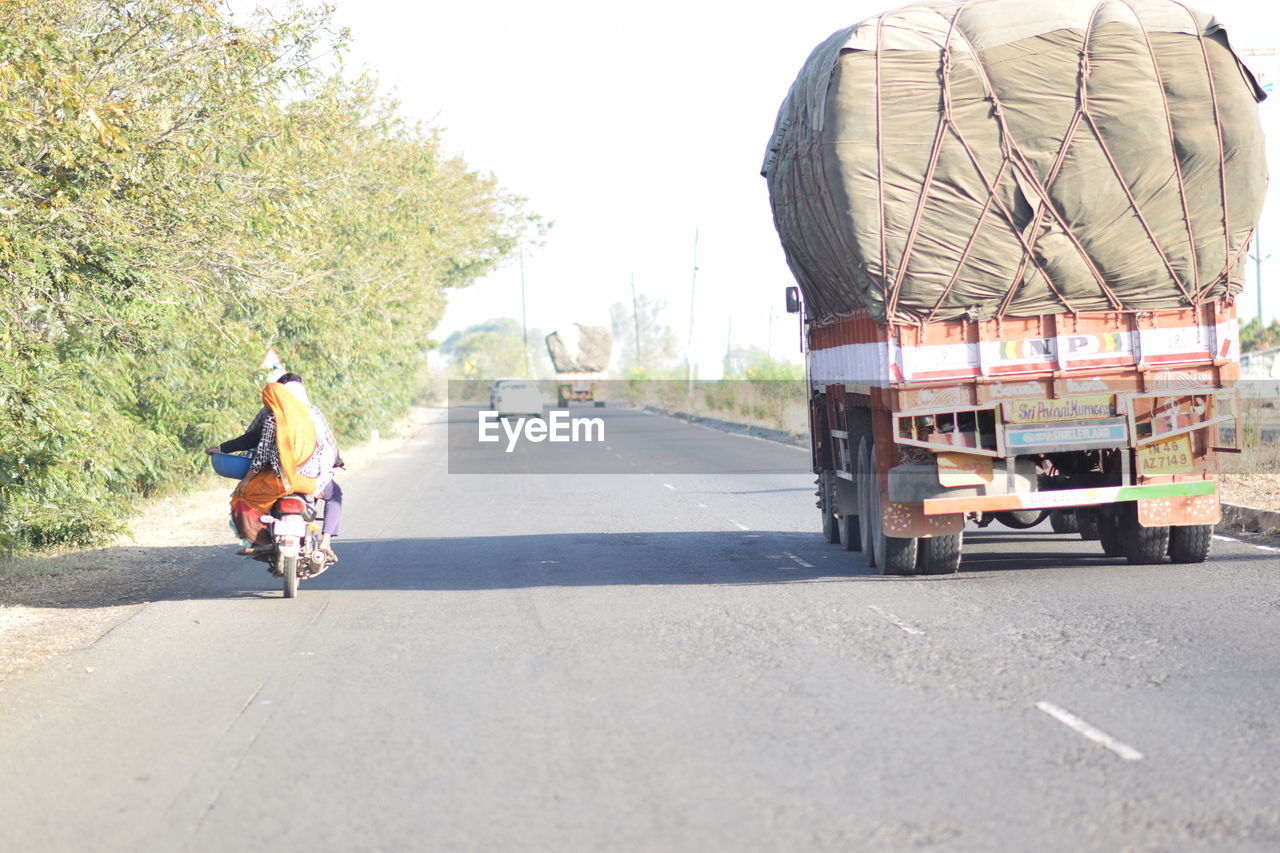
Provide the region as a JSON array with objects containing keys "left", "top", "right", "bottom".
[
  {"left": 695, "top": 502, "right": 708, "bottom": 508},
  {"left": 1035, "top": 701, "right": 1144, "bottom": 761},
  {"left": 730, "top": 520, "right": 750, "bottom": 531},
  {"left": 867, "top": 605, "right": 924, "bottom": 636},
  {"left": 783, "top": 553, "right": 815, "bottom": 569},
  {"left": 663, "top": 483, "right": 677, "bottom": 491},
  {"left": 1213, "top": 534, "right": 1280, "bottom": 552}
]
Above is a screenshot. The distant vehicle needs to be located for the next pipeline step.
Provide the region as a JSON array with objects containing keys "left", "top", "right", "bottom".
[
  {"left": 488, "top": 377, "right": 523, "bottom": 408},
  {"left": 493, "top": 381, "right": 543, "bottom": 418},
  {"left": 546, "top": 324, "right": 611, "bottom": 407}
]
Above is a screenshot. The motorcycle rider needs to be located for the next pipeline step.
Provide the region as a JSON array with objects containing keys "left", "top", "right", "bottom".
[{"left": 206, "top": 372, "right": 344, "bottom": 563}]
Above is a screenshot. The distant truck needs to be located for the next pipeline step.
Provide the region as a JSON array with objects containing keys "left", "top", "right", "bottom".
[
  {"left": 763, "top": 0, "right": 1266, "bottom": 575},
  {"left": 545, "top": 325, "right": 612, "bottom": 407}
]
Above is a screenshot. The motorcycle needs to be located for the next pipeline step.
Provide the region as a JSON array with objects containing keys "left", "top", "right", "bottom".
[
  {"left": 252, "top": 493, "right": 333, "bottom": 598},
  {"left": 210, "top": 451, "right": 335, "bottom": 598}
]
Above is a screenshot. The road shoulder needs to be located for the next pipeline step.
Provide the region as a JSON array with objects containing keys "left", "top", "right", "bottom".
[{"left": 0, "top": 407, "right": 440, "bottom": 685}]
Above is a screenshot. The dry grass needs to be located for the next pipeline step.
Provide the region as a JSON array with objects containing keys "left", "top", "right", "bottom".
[
  {"left": 1219, "top": 444, "right": 1280, "bottom": 512},
  {"left": 0, "top": 407, "right": 438, "bottom": 684},
  {"left": 1218, "top": 395, "right": 1280, "bottom": 511},
  {"left": 0, "top": 407, "right": 435, "bottom": 591}
]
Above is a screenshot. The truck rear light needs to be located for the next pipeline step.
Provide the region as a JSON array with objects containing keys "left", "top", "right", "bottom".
[{"left": 277, "top": 496, "right": 306, "bottom": 515}]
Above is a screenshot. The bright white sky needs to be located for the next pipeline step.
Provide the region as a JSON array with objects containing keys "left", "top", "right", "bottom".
[{"left": 270, "top": 1, "right": 1280, "bottom": 376}]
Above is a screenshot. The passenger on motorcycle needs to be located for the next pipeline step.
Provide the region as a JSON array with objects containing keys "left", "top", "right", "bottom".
[{"left": 206, "top": 373, "right": 344, "bottom": 562}]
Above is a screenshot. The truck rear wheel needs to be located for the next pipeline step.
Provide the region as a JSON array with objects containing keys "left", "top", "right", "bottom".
[
  {"left": 1168, "top": 524, "right": 1213, "bottom": 563},
  {"left": 1119, "top": 503, "right": 1169, "bottom": 565},
  {"left": 856, "top": 438, "right": 876, "bottom": 569},
  {"left": 1049, "top": 509, "right": 1079, "bottom": 534},
  {"left": 860, "top": 437, "right": 918, "bottom": 575},
  {"left": 1097, "top": 511, "right": 1125, "bottom": 557},
  {"left": 875, "top": 514, "right": 919, "bottom": 575},
  {"left": 917, "top": 533, "right": 962, "bottom": 574},
  {"left": 838, "top": 513, "right": 860, "bottom": 552},
  {"left": 994, "top": 510, "right": 1049, "bottom": 529},
  {"left": 819, "top": 473, "right": 839, "bottom": 544},
  {"left": 1077, "top": 510, "right": 1101, "bottom": 541}
]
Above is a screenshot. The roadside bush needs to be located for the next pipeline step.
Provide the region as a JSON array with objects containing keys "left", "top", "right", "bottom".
[{"left": 0, "top": 0, "right": 533, "bottom": 550}]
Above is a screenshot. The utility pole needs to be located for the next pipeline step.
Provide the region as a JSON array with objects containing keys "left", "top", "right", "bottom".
[
  {"left": 767, "top": 305, "right": 774, "bottom": 359},
  {"left": 520, "top": 250, "right": 531, "bottom": 378},
  {"left": 725, "top": 313, "right": 732, "bottom": 376},
  {"left": 631, "top": 273, "right": 642, "bottom": 369},
  {"left": 1251, "top": 228, "right": 1270, "bottom": 325},
  {"left": 686, "top": 227, "right": 699, "bottom": 394}
]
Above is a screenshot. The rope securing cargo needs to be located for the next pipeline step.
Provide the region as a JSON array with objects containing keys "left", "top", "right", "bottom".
[{"left": 763, "top": 0, "right": 1267, "bottom": 327}]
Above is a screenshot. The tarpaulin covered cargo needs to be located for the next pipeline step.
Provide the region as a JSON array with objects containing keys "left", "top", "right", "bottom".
[
  {"left": 546, "top": 324, "right": 612, "bottom": 373},
  {"left": 763, "top": 0, "right": 1267, "bottom": 326}
]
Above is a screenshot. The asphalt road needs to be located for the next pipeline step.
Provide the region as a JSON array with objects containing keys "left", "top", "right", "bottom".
[{"left": 3, "top": 406, "right": 1280, "bottom": 851}]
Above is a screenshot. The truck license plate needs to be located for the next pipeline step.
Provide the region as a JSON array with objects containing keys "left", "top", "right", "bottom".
[{"left": 1137, "top": 435, "right": 1194, "bottom": 476}]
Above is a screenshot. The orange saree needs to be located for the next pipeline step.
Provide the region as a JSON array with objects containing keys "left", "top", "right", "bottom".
[{"left": 231, "top": 383, "right": 318, "bottom": 544}]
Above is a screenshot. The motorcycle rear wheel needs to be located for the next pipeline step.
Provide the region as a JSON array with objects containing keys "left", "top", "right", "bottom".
[{"left": 282, "top": 555, "right": 299, "bottom": 598}]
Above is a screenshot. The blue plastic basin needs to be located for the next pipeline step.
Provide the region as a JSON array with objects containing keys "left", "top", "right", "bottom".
[{"left": 210, "top": 452, "right": 252, "bottom": 480}]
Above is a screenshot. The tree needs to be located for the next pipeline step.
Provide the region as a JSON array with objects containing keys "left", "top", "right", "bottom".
[
  {"left": 0, "top": 1, "right": 536, "bottom": 550},
  {"left": 724, "top": 347, "right": 804, "bottom": 381},
  {"left": 1241, "top": 317, "right": 1280, "bottom": 353},
  {"left": 442, "top": 317, "right": 553, "bottom": 379},
  {"left": 609, "top": 293, "right": 680, "bottom": 375}
]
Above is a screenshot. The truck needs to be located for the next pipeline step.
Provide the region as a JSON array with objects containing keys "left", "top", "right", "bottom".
[
  {"left": 545, "top": 324, "right": 612, "bottom": 407},
  {"left": 762, "top": 0, "right": 1266, "bottom": 575}
]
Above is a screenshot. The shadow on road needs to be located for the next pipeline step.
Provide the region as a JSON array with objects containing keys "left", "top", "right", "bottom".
[{"left": 5, "top": 528, "right": 1272, "bottom": 608}]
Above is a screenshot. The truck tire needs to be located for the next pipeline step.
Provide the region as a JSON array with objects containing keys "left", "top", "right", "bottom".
[
  {"left": 1077, "top": 509, "right": 1101, "bottom": 541},
  {"left": 1119, "top": 503, "right": 1169, "bottom": 565},
  {"left": 856, "top": 438, "right": 876, "bottom": 569},
  {"left": 1097, "top": 511, "right": 1125, "bottom": 557},
  {"left": 1049, "top": 509, "right": 1079, "bottom": 534},
  {"left": 875, "top": 511, "right": 919, "bottom": 575},
  {"left": 1168, "top": 524, "right": 1213, "bottom": 563},
  {"left": 819, "top": 473, "right": 839, "bottom": 544},
  {"left": 994, "top": 509, "right": 1049, "bottom": 529},
  {"left": 861, "top": 437, "right": 918, "bottom": 575},
  {"left": 917, "top": 533, "right": 962, "bottom": 574},
  {"left": 838, "top": 513, "right": 860, "bottom": 552}
]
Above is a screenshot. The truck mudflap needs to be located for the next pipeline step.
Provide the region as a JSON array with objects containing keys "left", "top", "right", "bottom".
[
  {"left": 884, "top": 501, "right": 965, "bottom": 537},
  {"left": 920, "top": 480, "right": 1217, "bottom": 519}
]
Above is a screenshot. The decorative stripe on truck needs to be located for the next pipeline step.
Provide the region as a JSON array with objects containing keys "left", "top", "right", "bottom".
[
  {"left": 808, "top": 322, "right": 1237, "bottom": 385},
  {"left": 920, "top": 480, "right": 1216, "bottom": 515}
]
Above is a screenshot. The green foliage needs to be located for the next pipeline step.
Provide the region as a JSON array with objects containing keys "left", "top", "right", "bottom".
[
  {"left": 442, "top": 317, "right": 524, "bottom": 380},
  {"left": 724, "top": 347, "right": 804, "bottom": 381},
  {"left": 1241, "top": 317, "right": 1280, "bottom": 353},
  {"left": 0, "top": 0, "right": 534, "bottom": 550},
  {"left": 441, "top": 317, "right": 552, "bottom": 380}
]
